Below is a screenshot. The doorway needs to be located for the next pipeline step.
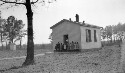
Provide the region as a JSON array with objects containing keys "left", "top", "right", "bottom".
[
  {"left": 63, "top": 34, "right": 69, "bottom": 44},
  {"left": 63, "top": 34, "right": 69, "bottom": 50}
]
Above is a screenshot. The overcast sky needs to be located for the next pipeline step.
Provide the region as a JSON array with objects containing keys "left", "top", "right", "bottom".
[{"left": 0, "top": 0, "right": 125, "bottom": 44}]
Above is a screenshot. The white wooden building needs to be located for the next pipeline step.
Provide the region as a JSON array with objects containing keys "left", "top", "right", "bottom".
[{"left": 50, "top": 15, "right": 102, "bottom": 51}]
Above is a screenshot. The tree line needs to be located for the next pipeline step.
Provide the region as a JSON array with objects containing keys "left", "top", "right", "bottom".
[
  {"left": 101, "top": 22, "right": 125, "bottom": 44},
  {"left": 0, "top": 15, "right": 26, "bottom": 49}
]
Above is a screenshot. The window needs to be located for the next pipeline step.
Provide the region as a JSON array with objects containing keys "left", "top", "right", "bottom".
[
  {"left": 94, "top": 30, "right": 97, "bottom": 42},
  {"left": 86, "top": 29, "right": 91, "bottom": 42}
]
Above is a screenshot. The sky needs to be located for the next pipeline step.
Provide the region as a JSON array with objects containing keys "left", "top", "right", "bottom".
[{"left": 0, "top": 0, "right": 125, "bottom": 44}]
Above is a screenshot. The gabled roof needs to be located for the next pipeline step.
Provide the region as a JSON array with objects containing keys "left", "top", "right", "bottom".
[{"left": 50, "top": 19, "right": 102, "bottom": 29}]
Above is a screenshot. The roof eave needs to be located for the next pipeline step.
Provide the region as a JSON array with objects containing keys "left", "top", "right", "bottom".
[
  {"left": 50, "top": 19, "right": 103, "bottom": 29},
  {"left": 80, "top": 24, "right": 103, "bottom": 29},
  {"left": 50, "top": 19, "right": 68, "bottom": 29}
]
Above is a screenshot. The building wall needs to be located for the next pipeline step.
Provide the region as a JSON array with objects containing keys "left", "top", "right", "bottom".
[
  {"left": 80, "top": 26, "right": 101, "bottom": 49},
  {"left": 52, "top": 21, "right": 81, "bottom": 50}
]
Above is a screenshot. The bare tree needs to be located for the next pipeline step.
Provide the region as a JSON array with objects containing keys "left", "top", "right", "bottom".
[{"left": 0, "top": 0, "right": 55, "bottom": 66}]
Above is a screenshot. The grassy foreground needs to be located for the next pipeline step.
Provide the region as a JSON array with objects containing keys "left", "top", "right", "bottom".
[
  {"left": 0, "top": 49, "right": 52, "bottom": 59},
  {"left": 0, "top": 46, "right": 122, "bottom": 73}
]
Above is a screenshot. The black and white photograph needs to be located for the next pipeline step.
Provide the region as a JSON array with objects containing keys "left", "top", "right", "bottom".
[{"left": 0, "top": 0, "right": 125, "bottom": 73}]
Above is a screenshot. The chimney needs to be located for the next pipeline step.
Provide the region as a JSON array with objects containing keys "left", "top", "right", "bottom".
[
  {"left": 75, "top": 14, "right": 79, "bottom": 22},
  {"left": 82, "top": 21, "right": 85, "bottom": 25},
  {"left": 83, "top": 21, "right": 85, "bottom": 23},
  {"left": 69, "top": 18, "right": 71, "bottom": 21}
]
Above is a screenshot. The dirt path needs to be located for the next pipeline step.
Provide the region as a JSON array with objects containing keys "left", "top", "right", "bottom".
[{"left": 0, "top": 52, "right": 53, "bottom": 61}]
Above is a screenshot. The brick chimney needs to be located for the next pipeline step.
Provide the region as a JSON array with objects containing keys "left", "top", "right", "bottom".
[
  {"left": 75, "top": 14, "right": 79, "bottom": 22},
  {"left": 82, "top": 21, "right": 85, "bottom": 25},
  {"left": 69, "top": 18, "right": 71, "bottom": 21},
  {"left": 83, "top": 21, "right": 85, "bottom": 23}
]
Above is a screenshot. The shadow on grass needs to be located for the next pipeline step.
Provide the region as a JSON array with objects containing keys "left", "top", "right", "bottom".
[
  {"left": 0, "top": 65, "right": 26, "bottom": 72},
  {"left": 0, "top": 61, "right": 36, "bottom": 72}
]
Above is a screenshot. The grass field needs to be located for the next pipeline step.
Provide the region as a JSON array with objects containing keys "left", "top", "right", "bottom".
[
  {"left": 0, "top": 49, "right": 53, "bottom": 59},
  {"left": 0, "top": 45, "right": 123, "bottom": 73}
]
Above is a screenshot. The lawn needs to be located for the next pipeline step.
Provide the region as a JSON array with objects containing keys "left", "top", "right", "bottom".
[
  {"left": 0, "top": 49, "right": 52, "bottom": 59},
  {"left": 0, "top": 46, "right": 123, "bottom": 73}
]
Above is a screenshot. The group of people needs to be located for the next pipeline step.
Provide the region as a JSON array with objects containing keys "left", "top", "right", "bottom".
[{"left": 55, "top": 41, "right": 79, "bottom": 51}]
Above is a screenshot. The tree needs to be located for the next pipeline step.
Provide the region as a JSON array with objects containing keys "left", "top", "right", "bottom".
[
  {"left": 0, "top": 15, "right": 26, "bottom": 50},
  {"left": 0, "top": 15, "right": 6, "bottom": 49},
  {"left": 0, "top": 0, "right": 55, "bottom": 65},
  {"left": 4, "top": 16, "right": 25, "bottom": 44},
  {"left": 104, "top": 22, "right": 125, "bottom": 44},
  {"left": 113, "top": 23, "right": 125, "bottom": 42},
  {"left": 105, "top": 25, "right": 113, "bottom": 42},
  {"left": 6, "top": 16, "right": 16, "bottom": 43},
  {"left": 15, "top": 30, "right": 27, "bottom": 49},
  {"left": 101, "top": 28, "right": 106, "bottom": 41}
]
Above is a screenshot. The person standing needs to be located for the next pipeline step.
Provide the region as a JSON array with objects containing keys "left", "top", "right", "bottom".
[
  {"left": 64, "top": 44, "right": 66, "bottom": 51},
  {"left": 60, "top": 43, "right": 63, "bottom": 52},
  {"left": 69, "top": 43, "right": 71, "bottom": 51},
  {"left": 77, "top": 42, "right": 79, "bottom": 49},
  {"left": 71, "top": 41, "right": 74, "bottom": 50},
  {"left": 57, "top": 42, "right": 60, "bottom": 51},
  {"left": 55, "top": 44, "right": 57, "bottom": 51}
]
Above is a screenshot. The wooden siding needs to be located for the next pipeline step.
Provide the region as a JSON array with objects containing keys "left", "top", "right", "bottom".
[
  {"left": 52, "top": 21, "right": 81, "bottom": 50},
  {"left": 80, "top": 26, "right": 101, "bottom": 49}
]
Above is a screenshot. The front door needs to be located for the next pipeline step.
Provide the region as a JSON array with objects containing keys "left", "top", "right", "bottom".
[{"left": 63, "top": 34, "right": 69, "bottom": 50}]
